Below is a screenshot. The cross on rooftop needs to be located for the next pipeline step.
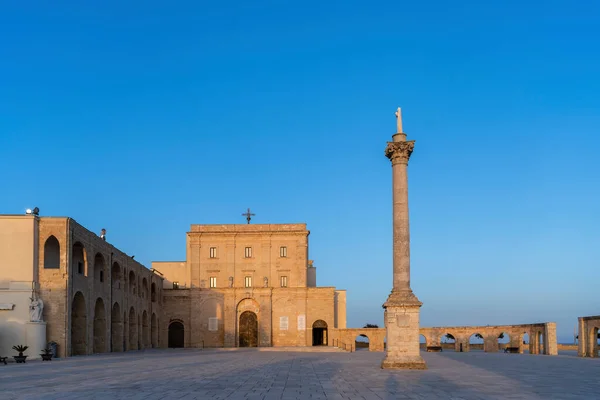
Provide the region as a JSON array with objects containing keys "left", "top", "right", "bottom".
[{"left": 242, "top": 208, "right": 255, "bottom": 224}]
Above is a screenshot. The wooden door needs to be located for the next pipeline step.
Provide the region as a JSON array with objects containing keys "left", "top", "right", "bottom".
[{"left": 239, "top": 311, "right": 258, "bottom": 347}]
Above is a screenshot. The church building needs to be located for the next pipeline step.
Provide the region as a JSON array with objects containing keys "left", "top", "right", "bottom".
[
  {"left": 0, "top": 212, "right": 346, "bottom": 358},
  {"left": 153, "top": 222, "right": 347, "bottom": 348}
]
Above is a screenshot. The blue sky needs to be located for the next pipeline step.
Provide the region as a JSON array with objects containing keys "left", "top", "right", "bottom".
[{"left": 1, "top": 1, "right": 599, "bottom": 343}]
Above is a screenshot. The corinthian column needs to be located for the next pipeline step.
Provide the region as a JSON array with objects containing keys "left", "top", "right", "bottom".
[{"left": 381, "top": 107, "right": 427, "bottom": 370}]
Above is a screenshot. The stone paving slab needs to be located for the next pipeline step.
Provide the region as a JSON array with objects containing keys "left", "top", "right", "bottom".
[{"left": 0, "top": 349, "right": 599, "bottom": 399}]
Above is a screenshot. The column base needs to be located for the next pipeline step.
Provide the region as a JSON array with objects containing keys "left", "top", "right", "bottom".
[
  {"left": 382, "top": 293, "right": 426, "bottom": 370},
  {"left": 381, "top": 355, "right": 427, "bottom": 370}
]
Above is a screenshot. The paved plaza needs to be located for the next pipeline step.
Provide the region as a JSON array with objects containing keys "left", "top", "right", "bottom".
[{"left": 1, "top": 349, "right": 599, "bottom": 400}]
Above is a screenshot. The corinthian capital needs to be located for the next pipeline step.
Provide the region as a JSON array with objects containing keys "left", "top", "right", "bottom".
[{"left": 385, "top": 141, "right": 415, "bottom": 165}]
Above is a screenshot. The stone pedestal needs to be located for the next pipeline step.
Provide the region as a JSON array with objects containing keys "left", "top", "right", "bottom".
[
  {"left": 26, "top": 321, "right": 47, "bottom": 360},
  {"left": 381, "top": 294, "right": 426, "bottom": 369}
]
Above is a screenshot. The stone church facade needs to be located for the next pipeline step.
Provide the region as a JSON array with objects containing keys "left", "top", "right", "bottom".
[
  {"left": 153, "top": 223, "right": 347, "bottom": 349},
  {"left": 0, "top": 214, "right": 346, "bottom": 358}
]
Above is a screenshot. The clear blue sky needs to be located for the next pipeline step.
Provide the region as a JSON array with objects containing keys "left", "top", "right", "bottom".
[{"left": 1, "top": 1, "right": 598, "bottom": 343}]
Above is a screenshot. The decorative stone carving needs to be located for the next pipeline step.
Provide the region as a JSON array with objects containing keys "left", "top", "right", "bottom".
[
  {"left": 29, "top": 295, "right": 44, "bottom": 322},
  {"left": 228, "top": 276, "right": 233, "bottom": 288},
  {"left": 263, "top": 277, "right": 268, "bottom": 287},
  {"left": 0, "top": 303, "right": 15, "bottom": 310},
  {"left": 385, "top": 141, "right": 415, "bottom": 165}
]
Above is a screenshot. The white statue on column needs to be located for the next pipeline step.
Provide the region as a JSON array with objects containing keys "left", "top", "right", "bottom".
[
  {"left": 29, "top": 294, "right": 44, "bottom": 322},
  {"left": 395, "top": 107, "right": 403, "bottom": 133}
]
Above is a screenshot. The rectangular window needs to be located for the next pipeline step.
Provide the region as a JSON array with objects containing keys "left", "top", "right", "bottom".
[
  {"left": 77, "top": 262, "right": 83, "bottom": 275},
  {"left": 173, "top": 281, "right": 179, "bottom": 289},
  {"left": 244, "top": 247, "right": 252, "bottom": 258},
  {"left": 244, "top": 276, "right": 252, "bottom": 288},
  {"left": 208, "top": 317, "right": 218, "bottom": 332},
  {"left": 209, "top": 276, "right": 217, "bottom": 288},
  {"left": 280, "top": 316, "right": 289, "bottom": 330},
  {"left": 280, "top": 246, "right": 287, "bottom": 257},
  {"left": 280, "top": 276, "right": 288, "bottom": 288},
  {"left": 209, "top": 247, "right": 217, "bottom": 258},
  {"left": 99, "top": 271, "right": 104, "bottom": 282}
]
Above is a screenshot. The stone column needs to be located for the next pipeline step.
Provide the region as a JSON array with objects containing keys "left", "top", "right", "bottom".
[
  {"left": 545, "top": 322, "right": 558, "bottom": 356},
  {"left": 381, "top": 108, "right": 427, "bottom": 370}
]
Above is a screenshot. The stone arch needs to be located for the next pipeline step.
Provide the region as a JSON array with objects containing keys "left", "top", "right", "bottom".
[
  {"left": 142, "top": 278, "right": 149, "bottom": 300},
  {"left": 142, "top": 310, "right": 149, "bottom": 348},
  {"left": 419, "top": 334, "right": 427, "bottom": 350},
  {"left": 112, "top": 262, "right": 121, "bottom": 289},
  {"left": 497, "top": 331, "right": 510, "bottom": 351},
  {"left": 442, "top": 333, "right": 456, "bottom": 351},
  {"left": 151, "top": 282, "right": 157, "bottom": 302},
  {"left": 469, "top": 332, "right": 485, "bottom": 351},
  {"left": 129, "top": 271, "right": 136, "bottom": 295},
  {"left": 151, "top": 313, "right": 158, "bottom": 348},
  {"left": 138, "top": 314, "right": 141, "bottom": 349},
  {"left": 72, "top": 241, "right": 87, "bottom": 276},
  {"left": 236, "top": 298, "right": 260, "bottom": 347},
  {"left": 592, "top": 327, "right": 600, "bottom": 357},
  {"left": 123, "top": 311, "right": 127, "bottom": 351},
  {"left": 355, "top": 333, "right": 370, "bottom": 350},
  {"left": 43, "top": 235, "right": 60, "bottom": 269},
  {"left": 94, "top": 253, "right": 106, "bottom": 283},
  {"left": 128, "top": 307, "right": 137, "bottom": 350},
  {"left": 93, "top": 298, "right": 107, "bottom": 353},
  {"left": 111, "top": 302, "right": 123, "bottom": 352},
  {"left": 71, "top": 291, "right": 87, "bottom": 355},
  {"left": 536, "top": 330, "right": 545, "bottom": 354},
  {"left": 168, "top": 320, "right": 185, "bottom": 348},
  {"left": 312, "top": 320, "right": 328, "bottom": 346}
]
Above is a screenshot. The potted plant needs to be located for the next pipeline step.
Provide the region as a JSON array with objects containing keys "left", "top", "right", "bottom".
[
  {"left": 40, "top": 348, "right": 53, "bottom": 361},
  {"left": 12, "top": 345, "right": 28, "bottom": 363}
]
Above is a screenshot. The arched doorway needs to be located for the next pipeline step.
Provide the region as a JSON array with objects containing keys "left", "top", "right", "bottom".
[
  {"left": 151, "top": 313, "right": 158, "bottom": 348},
  {"left": 128, "top": 308, "right": 137, "bottom": 350},
  {"left": 239, "top": 311, "right": 258, "bottom": 347},
  {"left": 168, "top": 321, "right": 185, "bottom": 348},
  {"left": 469, "top": 333, "right": 485, "bottom": 351},
  {"left": 142, "top": 311, "right": 149, "bottom": 348},
  {"left": 537, "top": 331, "right": 545, "bottom": 354},
  {"left": 93, "top": 298, "right": 107, "bottom": 353},
  {"left": 312, "top": 320, "right": 328, "bottom": 346},
  {"left": 123, "top": 311, "right": 127, "bottom": 350},
  {"left": 442, "top": 333, "right": 456, "bottom": 351},
  {"left": 71, "top": 292, "right": 87, "bottom": 355},
  {"left": 111, "top": 303, "right": 122, "bottom": 352},
  {"left": 498, "top": 332, "right": 510, "bottom": 352},
  {"left": 355, "top": 334, "right": 369, "bottom": 350}
]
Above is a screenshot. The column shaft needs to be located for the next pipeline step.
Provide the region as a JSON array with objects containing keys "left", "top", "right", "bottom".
[{"left": 392, "top": 161, "right": 410, "bottom": 291}]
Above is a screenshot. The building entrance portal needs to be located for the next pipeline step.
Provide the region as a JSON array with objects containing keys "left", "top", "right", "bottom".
[
  {"left": 239, "top": 311, "right": 258, "bottom": 347},
  {"left": 168, "top": 321, "right": 184, "bottom": 348},
  {"left": 312, "top": 320, "right": 328, "bottom": 346}
]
